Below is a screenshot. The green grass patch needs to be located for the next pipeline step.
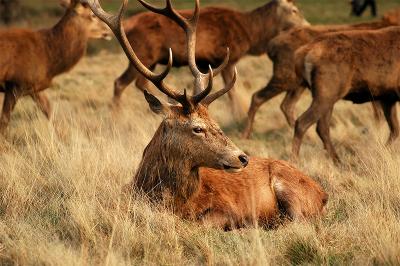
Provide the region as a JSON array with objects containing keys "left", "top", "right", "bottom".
[{"left": 285, "top": 238, "right": 322, "bottom": 265}]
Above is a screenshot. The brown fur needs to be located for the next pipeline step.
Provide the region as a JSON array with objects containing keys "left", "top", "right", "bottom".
[
  {"left": 0, "top": 0, "right": 111, "bottom": 132},
  {"left": 292, "top": 26, "right": 400, "bottom": 162},
  {"left": 242, "top": 14, "right": 400, "bottom": 138},
  {"left": 382, "top": 8, "right": 400, "bottom": 25},
  {"left": 182, "top": 158, "right": 327, "bottom": 229},
  {"left": 112, "top": 0, "right": 308, "bottom": 118},
  {"left": 131, "top": 105, "right": 327, "bottom": 229}
]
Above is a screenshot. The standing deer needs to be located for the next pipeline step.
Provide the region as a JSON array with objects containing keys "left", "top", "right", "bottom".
[
  {"left": 0, "top": 0, "right": 112, "bottom": 132},
  {"left": 86, "top": 0, "right": 327, "bottom": 229},
  {"left": 111, "top": 0, "right": 309, "bottom": 119},
  {"left": 242, "top": 14, "right": 400, "bottom": 139},
  {"left": 293, "top": 26, "right": 400, "bottom": 162}
]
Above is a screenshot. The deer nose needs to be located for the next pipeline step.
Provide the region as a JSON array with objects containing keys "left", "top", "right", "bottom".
[{"left": 238, "top": 154, "right": 249, "bottom": 167}]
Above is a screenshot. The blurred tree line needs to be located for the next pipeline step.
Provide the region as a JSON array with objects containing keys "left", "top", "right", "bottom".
[{"left": 0, "top": 0, "right": 19, "bottom": 24}]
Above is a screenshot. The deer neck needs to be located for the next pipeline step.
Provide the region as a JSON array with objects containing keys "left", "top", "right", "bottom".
[
  {"left": 41, "top": 10, "right": 89, "bottom": 77},
  {"left": 245, "top": 2, "right": 280, "bottom": 55},
  {"left": 133, "top": 122, "right": 201, "bottom": 202}
]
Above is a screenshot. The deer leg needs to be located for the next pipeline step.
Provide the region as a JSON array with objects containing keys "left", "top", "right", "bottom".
[
  {"left": 222, "top": 64, "right": 246, "bottom": 120},
  {"left": 316, "top": 107, "right": 340, "bottom": 162},
  {"left": 113, "top": 63, "right": 137, "bottom": 106},
  {"left": 381, "top": 100, "right": 399, "bottom": 144},
  {"left": 30, "top": 92, "right": 51, "bottom": 119},
  {"left": 0, "top": 89, "right": 19, "bottom": 133},
  {"left": 292, "top": 98, "right": 332, "bottom": 159},
  {"left": 241, "top": 83, "right": 283, "bottom": 139},
  {"left": 371, "top": 101, "right": 384, "bottom": 124},
  {"left": 199, "top": 210, "right": 235, "bottom": 230},
  {"left": 280, "top": 86, "right": 306, "bottom": 128}
]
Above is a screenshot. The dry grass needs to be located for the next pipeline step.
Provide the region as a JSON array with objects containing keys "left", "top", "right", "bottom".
[{"left": 0, "top": 52, "right": 400, "bottom": 265}]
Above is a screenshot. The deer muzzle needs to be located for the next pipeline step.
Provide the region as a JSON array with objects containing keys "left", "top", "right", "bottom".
[{"left": 220, "top": 152, "right": 249, "bottom": 173}]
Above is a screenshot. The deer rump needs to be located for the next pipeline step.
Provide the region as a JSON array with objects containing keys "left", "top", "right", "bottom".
[{"left": 297, "top": 28, "right": 400, "bottom": 103}]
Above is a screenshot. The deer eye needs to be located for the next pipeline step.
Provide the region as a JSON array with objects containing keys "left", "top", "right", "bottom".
[{"left": 193, "top": 127, "right": 204, "bottom": 134}]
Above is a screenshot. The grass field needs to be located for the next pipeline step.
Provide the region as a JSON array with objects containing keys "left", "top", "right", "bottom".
[{"left": 1, "top": 0, "right": 400, "bottom": 265}]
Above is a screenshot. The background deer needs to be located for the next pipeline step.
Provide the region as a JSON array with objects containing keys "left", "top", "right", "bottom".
[
  {"left": 86, "top": 0, "right": 327, "bottom": 229},
  {"left": 0, "top": 0, "right": 111, "bottom": 132},
  {"left": 242, "top": 13, "right": 400, "bottom": 139},
  {"left": 111, "top": 0, "right": 309, "bottom": 119},
  {"left": 292, "top": 26, "right": 400, "bottom": 162}
]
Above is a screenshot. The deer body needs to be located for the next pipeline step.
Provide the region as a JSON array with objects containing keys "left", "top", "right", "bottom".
[
  {"left": 187, "top": 158, "right": 326, "bottom": 227},
  {"left": 123, "top": 3, "right": 296, "bottom": 66},
  {"left": 0, "top": 0, "right": 111, "bottom": 132},
  {"left": 293, "top": 26, "right": 400, "bottom": 161},
  {"left": 113, "top": 0, "right": 308, "bottom": 119},
  {"left": 0, "top": 13, "right": 87, "bottom": 92},
  {"left": 242, "top": 17, "right": 400, "bottom": 139},
  {"left": 132, "top": 105, "right": 327, "bottom": 229},
  {"left": 87, "top": 0, "right": 327, "bottom": 229},
  {"left": 125, "top": 7, "right": 251, "bottom": 67}
]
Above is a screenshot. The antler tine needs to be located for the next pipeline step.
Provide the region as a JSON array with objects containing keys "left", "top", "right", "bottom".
[
  {"left": 173, "top": 0, "right": 230, "bottom": 103},
  {"left": 137, "top": 0, "right": 205, "bottom": 79},
  {"left": 192, "top": 65, "right": 213, "bottom": 104},
  {"left": 80, "top": 0, "right": 116, "bottom": 24},
  {"left": 135, "top": 0, "right": 232, "bottom": 106},
  {"left": 137, "top": 0, "right": 216, "bottom": 104},
  {"left": 137, "top": 0, "right": 191, "bottom": 29},
  {"left": 183, "top": 0, "right": 210, "bottom": 81},
  {"left": 211, "top": 48, "right": 230, "bottom": 77},
  {"left": 202, "top": 68, "right": 237, "bottom": 106},
  {"left": 84, "top": 0, "right": 189, "bottom": 104}
]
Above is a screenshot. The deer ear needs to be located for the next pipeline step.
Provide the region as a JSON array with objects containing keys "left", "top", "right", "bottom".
[
  {"left": 144, "top": 90, "right": 170, "bottom": 116},
  {"left": 75, "top": 3, "right": 87, "bottom": 15}
]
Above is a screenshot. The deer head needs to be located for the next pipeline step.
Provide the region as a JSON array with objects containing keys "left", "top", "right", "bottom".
[
  {"left": 60, "top": 0, "right": 112, "bottom": 40},
  {"left": 275, "top": 0, "right": 309, "bottom": 30},
  {"left": 84, "top": 0, "right": 249, "bottom": 175}
]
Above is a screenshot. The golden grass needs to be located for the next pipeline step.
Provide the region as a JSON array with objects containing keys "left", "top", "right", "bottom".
[{"left": 0, "top": 52, "right": 399, "bottom": 265}]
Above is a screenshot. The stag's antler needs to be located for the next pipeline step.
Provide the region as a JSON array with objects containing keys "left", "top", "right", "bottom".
[
  {"left": 83, "top": 0, "right": 236, "bottom": 109},
  {"left": 137, "top": 0, "right": 230, "bottom": 102},
  {"left": 202, "top": 68, "right": 237, "bottom": 106}
]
